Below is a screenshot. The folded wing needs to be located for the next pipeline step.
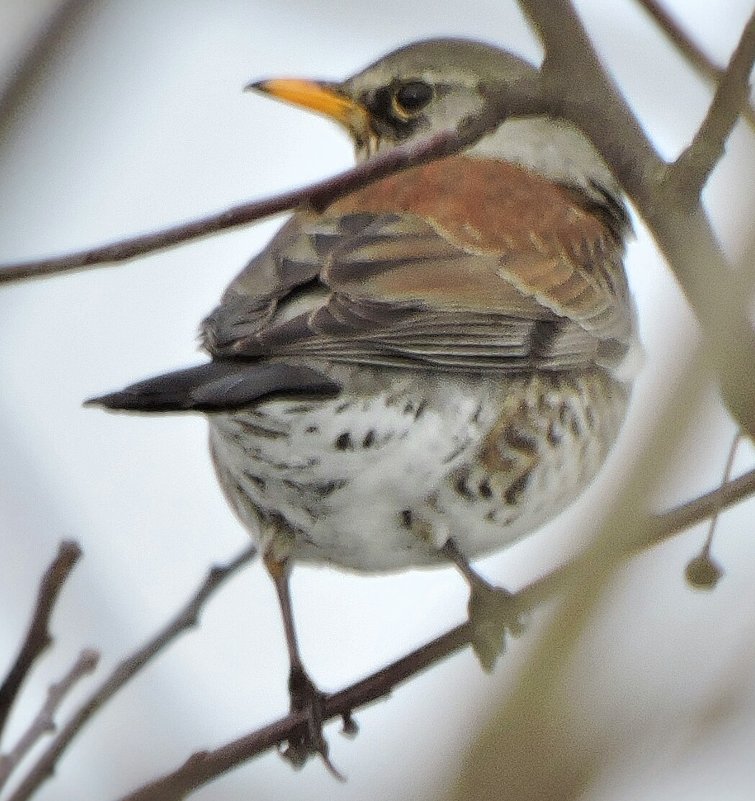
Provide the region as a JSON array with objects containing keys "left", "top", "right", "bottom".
[{"left": 95, "top": 157, "right": 635, "bottom": 413}]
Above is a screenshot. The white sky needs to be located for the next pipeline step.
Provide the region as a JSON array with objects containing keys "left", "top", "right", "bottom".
[{"left": 0, "top": 2, "right": 753, "bottom": 800}]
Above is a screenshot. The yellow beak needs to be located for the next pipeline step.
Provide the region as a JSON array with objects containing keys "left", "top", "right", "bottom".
[{"left": 247, "top": 78, "right": 373, "bottom": 141}]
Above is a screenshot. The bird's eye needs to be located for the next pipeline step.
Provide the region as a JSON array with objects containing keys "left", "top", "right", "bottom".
[{"left": 392, "top": 80, "right": 433, "bottom": 118}]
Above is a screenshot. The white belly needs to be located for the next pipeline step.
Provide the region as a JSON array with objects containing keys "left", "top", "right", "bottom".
[{"left": 208, "top": 369, "right": 628, "bottom": 572}]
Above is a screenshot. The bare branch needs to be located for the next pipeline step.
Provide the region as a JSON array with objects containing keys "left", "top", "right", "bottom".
[
  {"left": 0, "top": 541, "right": 81, "bottom": 740},
  {"left": 666, "top": 10, "right": 755, "bottom": 199},
  {"left": 0, "top": 649, "right": 98, "bottom": 791},
  {"left": 635, "top": 0, "right": 755, "bottom": 129},
  {"left": 112, "top": 469, "right": 755, "bottom": 801},
  {"left": 0, "top": 113, "right": 538, "bottom": 285},
  {"left": 0, "top": 1, "right": 91, "bottom": 139},
  {"left": 6, "top": 545, "right": 257, "bottom": 801},
  {"left": 652, "top": 464, "right": 755, "bottom": 544},
  {"left": 116, "top": 618, "right": 471, "bottom": 801},
  {"left": 516, "top": 0, "right": 755, "bottom": 438},
  {"left": 0, "top": 71, "right": 548, "bottom": 286}
]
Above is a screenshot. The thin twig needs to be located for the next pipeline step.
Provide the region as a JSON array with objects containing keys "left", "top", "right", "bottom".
[
  {"left": 6, "top": 545, "right": 257, "bottom": 801},
  {"left": 113, "top": 468, "right": 755, "bottom": 801},
  {"left": 0, "top": 541, "right": 81, "bottom": 740},
  {"left": 0, "top": 72, "right": 545, "bottom": 285},
  {"left": 635, "top": 0, "right": 755, "bottom": 129},
  {"left": 117, "top": 621, "right": 472, "bottom": 801},
  {"left": 0, "top": 104, "right": 538, "bottom": 286},
  {"left": 0, "top": 649, "right": 98, "bottom": 790},
  {"left": 652, "top": 462, "right": 754, "bottom": 545},
  {"left": 0, "top": 134, "right": 458, "bottom": 284},
  {"left": 667, "top": 10, "right": 755, "bottom": 200},
  {"left": 683, "top": 432, "right": 744, "bottom": 589},
  {"left": 701, "top": 433, "right": 744, "bottom": 552},
  {"left": 511, "top": 467, "right": 755, "bottom": 613}
]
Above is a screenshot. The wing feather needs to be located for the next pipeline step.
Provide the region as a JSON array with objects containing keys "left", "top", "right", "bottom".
[{"left": 201, "top": 157, "right": 634, "bottom": 374}]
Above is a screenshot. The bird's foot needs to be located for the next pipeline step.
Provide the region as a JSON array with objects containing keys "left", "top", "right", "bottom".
[
  {"left": 280, "top": 666, "right": 344, "bottom": 780},
  {"left": 467, "top": 579, "right": 525, "bottom": 672}
]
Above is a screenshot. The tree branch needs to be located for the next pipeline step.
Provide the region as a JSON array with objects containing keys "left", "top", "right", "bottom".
[
  {"left": 0, "top": 541, "right": 81, "bottom": 741},
  {"left": 1, "top": 4, "right": 752, "bottom": 434},
  {"left": 0, "top": 0, "right": 91, "bottom": 139},
  {"left": 666, "top": 9, "right": 755, "bottom": 200},
  {"left": 5, "top": 545, "right": 257, "bottom": 801},
  {"left": 651, "top": 462, "right": 754, "bottom": 544},
  {"left": 516, "top": 0, "right": 755, "bottom": 438},
  {"left": 0, "top": 100, "right": 541, "bottom": 286},
  {"left": 0, "top": 649, "right": 98, "bottom": 791},
  {"left": 635, "top": 0, "right": 755, "bottom": 130},
  {"left": 112, "top": 468, "right": 755, "bottom": 801}
]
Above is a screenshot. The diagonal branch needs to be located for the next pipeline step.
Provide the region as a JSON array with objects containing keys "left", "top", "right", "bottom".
[
  {"left": 0, "top": 0, "right": 91, "bottom": 137},
  {"left": 0, "top": 84, "right": 541, "bottom": 287},
  {"left": 0, "top": 131, "right": 454, "bottom": 284},
  {"left": 0, "top": 649, "right": 98, "bottom": 791},
  {"left": 116, "top": 621, "right": 472, "bottom": 801},
  {"left": 666, "top": 9, "right": 755, "bottom": 200},
  {"left": 651, "top": 455, "right": 754, "bottom": 543},
  {"left": 635, "top": 0, "right": 755, "bottom": 129},
  {"left": 113, "top": 467, "right": 755, "bottom": 801},
  {"left": 0, "top": 541, "right": 81, "bottom": 741},
  {"left": 516, "top": 0, "right": 755, "bottom": 439},
  {"left": 5, "top": 545, "right": 257, "bottom": 801}
]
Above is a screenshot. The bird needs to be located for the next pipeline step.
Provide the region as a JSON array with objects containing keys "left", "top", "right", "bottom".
[{"left": 89, "top": 37, "right": 639, "bottom": 770}]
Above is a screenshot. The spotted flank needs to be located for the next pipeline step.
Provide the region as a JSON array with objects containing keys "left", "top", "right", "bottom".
[
  {"left": 89, "top": 37, "right": 638, "bottom": 581},
  {"left": 209, "top": 366, "right": 628, "bottom": 571}
]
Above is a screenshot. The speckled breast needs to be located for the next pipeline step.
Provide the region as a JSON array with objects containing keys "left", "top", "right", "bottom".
[{"left": 206, "top": 364, "right": 629, "bottom": 572}]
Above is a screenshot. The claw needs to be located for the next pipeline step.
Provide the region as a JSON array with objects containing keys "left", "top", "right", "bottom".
[
  {"left": 341, "top": 710, "right": 359, "bottom": 738},
  {"left": 440, "top": 537, "right": 526, "bottom": 670},
  {"left": 281, "top": 667, "right": 345, "bottom": 780},
  {"left": 264, "top": 554, "right": 347, "bottom": 778},
  {"left": 467, "top": 579, "right": 525, "bottom": 671}
]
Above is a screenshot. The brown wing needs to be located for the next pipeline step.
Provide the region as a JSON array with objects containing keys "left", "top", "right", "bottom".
[{"left": 201, "top": 156, "right": 634, "bottom": 372}]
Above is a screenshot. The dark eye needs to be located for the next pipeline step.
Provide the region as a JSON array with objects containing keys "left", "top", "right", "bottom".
[{"left": 392, "top": 80, "right": 433, "bottom": 117}]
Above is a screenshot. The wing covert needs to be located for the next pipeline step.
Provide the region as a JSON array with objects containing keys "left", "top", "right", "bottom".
[{"left": 201, "top": 157, "right": 634, "bottom": 374}]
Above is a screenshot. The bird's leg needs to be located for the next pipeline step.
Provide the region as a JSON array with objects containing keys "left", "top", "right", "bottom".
[
  {"left": 263, "top": 552, "right": 343, "bottom": 779},
  {"left": 440, "top": 538, "right": 525, "bottom": 671}
]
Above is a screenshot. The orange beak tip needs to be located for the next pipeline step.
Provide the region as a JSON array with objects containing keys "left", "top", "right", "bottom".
[{"left": 240, "top": 77, "right": 373, "bottom": 144}]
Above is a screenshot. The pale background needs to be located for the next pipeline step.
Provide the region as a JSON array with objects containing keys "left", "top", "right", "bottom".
[{"left": 0, "top": 1, "right": 753, "bottom": 800}]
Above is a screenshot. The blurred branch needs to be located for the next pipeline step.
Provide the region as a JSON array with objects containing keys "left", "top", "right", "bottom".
[
  {"left": 0, "top": 120, "right": 523, "bottom": 284},
  {"left": 6, "top": 545, "right": 257, "bottom": 801},
  {"left": 635, "top": 0, "right": 755, "bottom": 129},
  {"left": 666, "top": 10, "right": 755, "bottom": 200},
  {"left": 0, "top": 0, "right": 91, "bottom": 140},
  {"left": 0, "top": 6, "right": 752, "bottom": 797},
  {"left": 650, "top": 465, "right": 755, "bottom": 544},
  {"left": 113, "top": 468, "right": 755, "bottom": 801},
  {"left": 0, "top": 649, "right": 98, "bottom": 791},
  {"left": 449, "top": 252, "right": 750, "bottom": 801},
  {"left": 0, "top": 541, "right": 81, "bottom": 741},
  {"left": 517, "top": 0, "right": 755, "bottom": 437},
  {"left": 3, "top": 5, "right": 751, "bottom": 436}
]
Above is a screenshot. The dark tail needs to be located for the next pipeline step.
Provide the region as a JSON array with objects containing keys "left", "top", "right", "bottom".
[{"left": 86, "top": 361, "right": 340, "bottom": 413}]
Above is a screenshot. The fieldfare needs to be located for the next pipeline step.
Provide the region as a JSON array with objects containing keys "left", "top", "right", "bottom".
[{"left": 90, "top": 38, "right": 639, "bottom": 769}]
